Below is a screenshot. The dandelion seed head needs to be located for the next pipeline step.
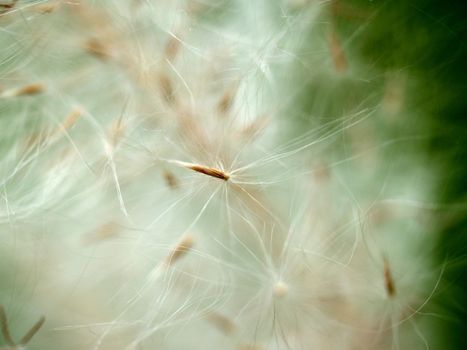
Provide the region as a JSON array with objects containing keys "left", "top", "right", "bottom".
[{"left": 0, "top": 1, "right": 447, "bottom": 349}]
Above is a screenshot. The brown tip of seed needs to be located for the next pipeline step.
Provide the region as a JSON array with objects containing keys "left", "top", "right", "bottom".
[
  {"left": 13, "top": 83, "right": 45, "bottom": 97},
  {"left": 187, "top": 164, "right": 230, "bottom": 181}
]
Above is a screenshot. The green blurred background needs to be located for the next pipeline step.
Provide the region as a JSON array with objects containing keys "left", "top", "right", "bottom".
[{"left": 345, "top": 1, "right": 467, "bottom": 349}]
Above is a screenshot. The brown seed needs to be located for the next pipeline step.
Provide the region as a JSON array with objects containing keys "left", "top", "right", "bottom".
[
  {"left": 206, "top": 312, "right": 236, "bottom": 335},
  {"left": 217, "top": 85, "right": 237, "bottom": 114},
  {"left": 164, "top": 35, "right": 182, "bottom": 62},
  {"left": 23, "top": 132, "right": 47, "bottom": 152},
  {"left": 164, "top": 234, "right": 193, "bottom": 266},
  {"left": 108, "top": 115, "right": 125, "bottom": 147},
  {"left": 0, "top": 305, "right": 45, "bottom": 347},
  {"left": 163, "top": 169, "right": 179, "bottom": 189},
  {"left": 2, "top": 83, "right": 45, "bottom": 98},
  {"left": 49, "top": 108, "right": 83, "bottom": 141},
  {"left": 240, "top": 115, "right": 269, "bottom": 140},
  {"left": 383, "top": 259, "right": 396, "bottom": 298},
  {"left": 0, "top": 305, "right": 15, "bottom": 346},
  {"left": 0, "top": 0, "right": 18, "bottom": 15},
  {"left": 158, "top": 73, "right": 175, "bottom": 104},
  {"left": 61, "top": 108, "right": 82, "bottom": 131},
  {"left": 16, "top": 83, "right": 44, "bottom": 96},
  {"left": 83, "top": 221, "right": 120, "bottom": 245},
  {"left": 18, "top": 316, "right": 45, "bottom": 346},
  {"left": 187, "top": 164, "right": 230, "bottom": 181},
  {"left": 84, "top": 37, "right": 110, "bottom": 60}
]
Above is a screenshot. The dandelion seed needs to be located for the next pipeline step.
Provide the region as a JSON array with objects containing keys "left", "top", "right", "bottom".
[
  {"left": 384, "top": 259, "right": 396, "bottom": 298},
  {"left": 47, "top": 108, "right": 83, "bottom": 143},
  {"left": 217, "top": 84, "right": 238, "bottom": 114},
  {"left": 108, "top": 116, "right": 125, "bottom": 148},
  {"left": 1, "top": 83, "right": 45, "bottom": 98},
  {"left": 83, "top": 221, "right": 120, "bottom": 245},
  {"left": 164, "top": 34, "right": 182, "bottom": 62},
  {"left": 0, "top": 305, "right": 45, "bottom": 348},
  {"left": 24, "top": 109, "right": 82, "bottom": 150},
  {"left": 0, "top": 0, "right": 17, "bottom": 15},
  {"left": 187, "top": 164, "right": 230, "bottom": 181},
  {"left": 84, "top": 37, "right": 110, "bottom": 60},
  {"left": 60, "top": 108, "right": 83, "bottom": 132},
  {"left": 0, "top": 305, "right": 15, "bottom": 346},
  {"left": 163, "top": 234, "right": 193, "bottom": 267},
  {"left": 13, "top": 83, "right": 44, "bottom": 96},
  {"left": 18, "top": 316, "right": 45, "bottom": 346},
  {"left": 22, "top": 131, "right": 48, "bottom": 152},
  {"left": 158, "top": 73, "right": 175, "bottom": 104},
  {"left": 169, "top": 160, "right": 230, "bottom": 181},
  {"left": 240, "top": 115, "right": 269, "bottom": 140},
  {"left": 163, "top": 169, "right": 179, "bottom": 189},
  {"left": 206, "top": 312, "right": 236, "bottom": 335}
]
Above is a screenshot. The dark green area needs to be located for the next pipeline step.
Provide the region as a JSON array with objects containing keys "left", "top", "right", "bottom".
[{"left": 344, "top": 0, "right": 467, "bottom": 349}]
